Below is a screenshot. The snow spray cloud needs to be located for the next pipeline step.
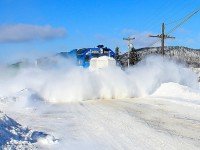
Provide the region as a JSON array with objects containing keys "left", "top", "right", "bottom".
[{"left": 0, "top": 55, "right": 198, "bottom": 103}]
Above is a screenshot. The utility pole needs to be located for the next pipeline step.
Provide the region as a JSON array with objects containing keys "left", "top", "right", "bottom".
[
  {"left": 123, "top": 37, "right": 135, "bottom": 67},
  {"left": 149, "top": 23, "right": 175, "bottom": 56}
]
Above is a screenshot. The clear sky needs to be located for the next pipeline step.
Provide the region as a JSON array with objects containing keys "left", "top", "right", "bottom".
[{"left": 0, "top": 0, "right": 200, "bottom": 62}]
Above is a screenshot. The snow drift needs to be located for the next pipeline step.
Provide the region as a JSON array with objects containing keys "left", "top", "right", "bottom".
[
  {"left": 0, "top": 55, "right": 199, "bottom": 103},
  {"left": 152, "top": 82, "right": 200, "bottom": 104},
  {"left": 0, "top": 111, "right": 57, "bottom": 149}
]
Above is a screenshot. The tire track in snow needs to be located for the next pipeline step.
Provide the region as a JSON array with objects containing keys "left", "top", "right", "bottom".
[{"left": 96, "top": 98, "right": 200, "bottom": 148}]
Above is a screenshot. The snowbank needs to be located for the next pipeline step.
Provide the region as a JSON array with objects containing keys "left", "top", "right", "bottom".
[
  {"left": 152, "top": 82, "right": 200, "bottom": 104},
  {"left": 0, "top": 88, "right": 45, "bottom": 111},
  {"left": 0, "top": 111, "right": 57, "bottom": 149}
]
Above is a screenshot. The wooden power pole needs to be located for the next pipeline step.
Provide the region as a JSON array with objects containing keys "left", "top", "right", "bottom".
[
  {"left": 150, "top": 23, "right": 175, "bottom": 56},
  {"left": 123, "top": 37, "right": 135, "bottom": 67}
]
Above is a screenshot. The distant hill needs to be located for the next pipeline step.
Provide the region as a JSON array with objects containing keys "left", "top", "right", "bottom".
[{"left": 120, "top": 46, "right": 200, "bottom": 68}]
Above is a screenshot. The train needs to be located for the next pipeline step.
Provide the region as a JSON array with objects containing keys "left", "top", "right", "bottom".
[{"left": 68, "top": 45, "right": 117, "bottom": 69}]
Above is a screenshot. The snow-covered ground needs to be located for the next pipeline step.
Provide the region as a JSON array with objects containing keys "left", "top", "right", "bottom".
[
  {"left": 0, "top": 110, "right": 57, "bottom": 149},
  {"left": 0, "top": 55, "right": 200, "bottom": 149}
]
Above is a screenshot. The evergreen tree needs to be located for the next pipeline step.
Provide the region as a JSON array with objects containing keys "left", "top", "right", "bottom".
[
  {"left": 129, "top": 47, "right": 139, "bottom": 65},
  {"left": 115, "top": 46, "right": 120, "bottom": 61}
]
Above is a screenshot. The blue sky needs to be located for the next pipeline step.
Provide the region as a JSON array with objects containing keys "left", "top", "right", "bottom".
[{"left": 0, "top": 0, "right": 200, "bottom": 62}]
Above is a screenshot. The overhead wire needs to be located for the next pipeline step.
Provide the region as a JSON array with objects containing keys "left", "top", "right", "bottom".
[
  {"left": 145, "top": 0, "right": 191, "bottom": 47},
  {"left": 126, "top": 1, "right": 200, "bottom": 48},
  {"left": 166, "top": 5, "right": 200, "bottom": 35},
  {"left": 165, "top": 15, "right": 190, "bottom": 26},
  {"left": 148, "top": 3, "right": 200, "bottom": 48},
  {"left": 163, "top": 0, "right": 197, "bottom": 25}
]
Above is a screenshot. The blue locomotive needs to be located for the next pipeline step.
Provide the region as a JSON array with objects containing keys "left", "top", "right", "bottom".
[{"left": 68, "top": 45, "right": 116, "bottom": 68}]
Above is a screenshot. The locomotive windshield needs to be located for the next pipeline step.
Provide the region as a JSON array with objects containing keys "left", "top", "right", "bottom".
[{"left": 91, "top": 50, "right": 100, "bottom": 58}]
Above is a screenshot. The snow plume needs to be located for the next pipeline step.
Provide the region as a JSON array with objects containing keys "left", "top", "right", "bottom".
[
  {"left": 0, "top": 55, "right": 199, "bottom": 103},
  {"left": 129, "top": 56, "right": 199, "bottom": 96}
]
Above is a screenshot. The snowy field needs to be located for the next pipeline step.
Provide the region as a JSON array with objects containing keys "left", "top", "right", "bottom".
[{"left": 0, "top": 55, "right": 200, "bottom": 149}]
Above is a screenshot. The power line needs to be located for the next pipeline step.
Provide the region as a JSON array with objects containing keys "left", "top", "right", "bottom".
[
  {"left": 163, "top": 0, "right": 198, "bottom": 24},
  {"left": 166, "top": 15, "right": 190, "bottom": 25},
  {"left": 166, "top": 6, "right": 200, "bottom": 35},
  {"left": 145, "top": 1, "right": 197, "bottom": 47},
  {"left": 148, "top": 5, "right": 200, "bottom": 48}
]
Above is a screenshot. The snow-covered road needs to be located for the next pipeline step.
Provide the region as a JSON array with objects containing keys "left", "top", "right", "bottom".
[{"left": 3, "top": 97, "right": 200, "bottom": 150}]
